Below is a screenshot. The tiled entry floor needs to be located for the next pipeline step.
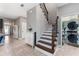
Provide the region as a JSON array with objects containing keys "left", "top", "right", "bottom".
[
  {"left": 55, "top": 44, "right": 79, "bottom": 56},
  {"left": 0, "top": 36, "right": 45, "bottom": 56}
]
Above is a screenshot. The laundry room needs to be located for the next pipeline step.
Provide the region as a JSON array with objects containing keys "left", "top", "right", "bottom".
[
  {"left": 57, "top": 3, "right": 79, "bottom": 47},
  {"left": 61, "top": 15, "right": 79, "bottom": 46}
]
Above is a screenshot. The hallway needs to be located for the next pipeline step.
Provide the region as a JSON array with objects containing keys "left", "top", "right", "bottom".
[{"left": 0, "top": 36, "right": 45, "bottom": 56}]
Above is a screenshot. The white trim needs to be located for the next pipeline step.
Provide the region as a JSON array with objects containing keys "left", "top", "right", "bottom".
[
  {"left": 43, "top": 32, "right": 52, "bottom": 34},
  {"left": 40, "top": 39, "right": 52, "bottom": 43},
  {"left": 43, "top": 32, "right": 52, "bottom": 33},
  {"left": 41, "top": 36, "right": 52, "bottom": 39},
  {"left": 45, "top": 31, "right": 52, "bottom": 32},
  {"left": 37, "top": 42, "right": 52, "bottom": 49},
  {"left": 35, "top": 47, "right": 53, "bottom": 56},
  {"left": 42, "top": 33, "right": 52, "bottom": 35},
  {"left": 53, "top": 46, "right": 61, "bottom": 56}
]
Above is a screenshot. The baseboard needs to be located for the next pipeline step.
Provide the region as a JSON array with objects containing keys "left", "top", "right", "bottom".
[
  {"left": 18, "top": 38, "right": 24, "bottom": 40},
  {"left": 53, "top": 46, "right": 61, "bottom": 56},
  {"left": 35, "top": 46, "right": 54, "bottom": 56}
]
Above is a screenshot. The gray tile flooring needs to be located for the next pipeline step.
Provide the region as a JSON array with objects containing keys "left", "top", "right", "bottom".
[{"left": 0, "top": 36, "right": 45, "bottom": 56}]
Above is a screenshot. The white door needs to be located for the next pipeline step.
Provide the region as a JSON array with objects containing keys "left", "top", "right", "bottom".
[
  {"left": 4, "top": 25, "right": 10, "bottom": 35},
  {"left": 20, "top": 18, "right": 27, "bottom": 40},
  {"left": 13, "top": 25, "right": 18, "bottom": 38},
  {"left": 21, "top": 22, "right": 27, "bottom": 39}
]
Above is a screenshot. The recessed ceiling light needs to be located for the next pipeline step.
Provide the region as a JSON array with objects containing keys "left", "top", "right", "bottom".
[{"left": 20, "top": 4, "right": 24, "bottom": 7}]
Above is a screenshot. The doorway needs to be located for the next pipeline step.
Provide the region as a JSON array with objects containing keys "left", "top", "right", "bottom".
[{"left": 61, "top": 15, "right": 79, "bottom": 46}]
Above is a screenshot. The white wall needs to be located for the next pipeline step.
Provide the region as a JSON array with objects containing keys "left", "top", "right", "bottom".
[
  {"left": 27, "top": 7, "right": 36, "bottom": 32},
  {"left": 36, "top": 5, "right": 51, "bottom": 40},
  {"left": 58, "top": 3, "right": 79, "bottom": 17},
  {"left": 0, "top": 3, "right": 38, "bottom": 19},
  {"left": 45, "top": 3, "right": 57, "bottom": 24},
  {"left": 26, "top": 5, "right": 51, "bottom": 45},
  {"left": 26, "top": 6, "right": 37, "bottom": 46},
  {"left": 0, "top": 3, "right": 26, "bottom": 19}
]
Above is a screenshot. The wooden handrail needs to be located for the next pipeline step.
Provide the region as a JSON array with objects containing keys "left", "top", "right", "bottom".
[
  {"left": 39, "top": 3, "right": 49, "bottom": 22},
  {"left": 43, "top": 3, "right": 48, "bottom": 14},
  {"left": 52, "top": 16, "right": 59, "bottom": 53},
  {"left": 33, "top": 32, "right": 36, "bottom": 48},
  {"left": 56, "top": 16, "right": 59, "bottom": 35}
]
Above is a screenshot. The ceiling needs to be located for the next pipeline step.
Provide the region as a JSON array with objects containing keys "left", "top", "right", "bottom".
[
  {"left": 57, "top": 3, "right": 68, "bottom": 7},
  {"left": 0, "top": 3, "right": 38, "bottom": 19},
  {"left": 0, "top": 3, "right": 68, "bottom": 19}
]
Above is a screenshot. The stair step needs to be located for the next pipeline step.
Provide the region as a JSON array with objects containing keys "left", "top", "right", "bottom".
[
  {"left": 44, "top": 31, "right": 57, "bottom": 34},
  {"left": 36, "top": 44, "right": 54, "bottom": 53},
  {"left": 40, "top": 39, "right": 57, "bottom": 44},
  {"left": 39, "top": 39, "right": 57, "bottom": 46},
  {"left": 38, "top": 42, "right": 51, "bottom": 49},
  {"left": 40, "top": 39, "right": 52, "bottom": 43},
  {"left": 42, "top": 32, "right": 52, "bottom": 35},
  {"left": 44, "top": 31, "right": 52, "bottom": 33},
  {"left": 42, "top": 34, "right": 52, "bottom": 36},
  {"left": 38, "top": 40, "right": 52, "bottom": 46},
  {"left": 40, "top": 37, "right": 57, "bottom": 41},
  {"left": 41, "top": 36, "right": 52, "bottom": 39},
  {"left": 45, "top": 31, "right": 52, "bottom": 32},
  {"left": 42, "top": 33, "right": 58, "bottom": 37},
  {"left": 38, "top": 40, "right": 57, "bottom": 46},
  {"left": 40, "top": 37, "right": 51, "bottom": 40}
]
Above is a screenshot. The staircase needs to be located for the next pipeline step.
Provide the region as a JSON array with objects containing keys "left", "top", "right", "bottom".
[
  {"left": 35, "top": 3, "right": 59, "bottom": 55},
  {"left": 36, "top": 29, "right": 57, "bottom": 55},
  {"left": 36, "top": 17, "right": 58, "bottom": 55}
]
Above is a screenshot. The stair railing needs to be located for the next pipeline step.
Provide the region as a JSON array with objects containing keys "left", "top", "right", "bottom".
[
  {"left": 33, "top": 32, "right": 36, "bottom": 48},
  {"left": 39, "top": 3, "right": 49, "bottom": 22},
  {"left": 52, "top": 16, "right": 59, "bottom": 53}
]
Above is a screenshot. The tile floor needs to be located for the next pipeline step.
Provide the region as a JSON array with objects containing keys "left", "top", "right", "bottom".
[
  {"left": 0, "top": 36, "right": 45, "bottom": 56},
  {"left": 55, "top": 44, "right": 79, "bottom": 56},
  {"left": 2, "top": 36, "right": 79, "bottom": 56}
]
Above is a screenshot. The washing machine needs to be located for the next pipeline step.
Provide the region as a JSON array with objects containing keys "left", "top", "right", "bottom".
[
  {"left": 64, "top": 20, "right": 79, "bottom": 31},
  {"left": 63, "top": 19, "right": 79, "bottom": 45}
]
